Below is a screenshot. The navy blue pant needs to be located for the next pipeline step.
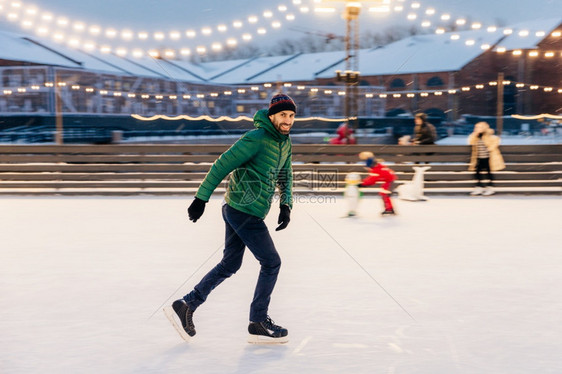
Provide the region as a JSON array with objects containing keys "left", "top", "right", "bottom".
[{"left": 183, "top": 204, "right": 281, "bottom": 322}]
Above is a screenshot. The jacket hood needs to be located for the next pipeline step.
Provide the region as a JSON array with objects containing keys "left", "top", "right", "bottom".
[{"left": 253, "top": 109, "right": 289, "bottom": 142}]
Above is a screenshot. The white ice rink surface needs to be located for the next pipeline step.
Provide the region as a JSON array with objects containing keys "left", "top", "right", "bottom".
[{"left": 1, "top": 195, "right": 561, "bottom": 374}]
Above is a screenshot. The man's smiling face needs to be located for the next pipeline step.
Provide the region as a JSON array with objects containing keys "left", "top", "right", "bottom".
[{"left": 269, "top": 110, "right": 295, "bottom": 135}]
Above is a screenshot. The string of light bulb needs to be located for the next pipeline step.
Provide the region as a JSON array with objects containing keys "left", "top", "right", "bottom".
[
  {"left": 1, "top": 0, "right": 558, "bottom": 59},
  {"left": 312, "top": 0, "right": 560, "bottom": 53},
  {"left": 0, "top": 0, "right": 300, "bottom": 57},
  {"left": 2, "top": 79, "right": 561, "bottom": 100}
]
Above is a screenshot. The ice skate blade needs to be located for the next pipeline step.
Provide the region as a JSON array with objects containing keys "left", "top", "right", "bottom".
[
  {"left": 163, "top": 306, "right": 191, "bottom": 342},
  {"left": 247, "top": 334, "right": 289, "bottom": 345}
]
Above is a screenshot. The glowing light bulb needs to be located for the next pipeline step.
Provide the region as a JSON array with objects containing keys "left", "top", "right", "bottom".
[
  {"left": 73, "top": 22, "right": 85, "bottom": 32},
  {"left": 56, "top": 17, "right": 69, "bottom": 27},
  {"left": 121, "top": 30, "right": 134, "bottom": 40},
  {"left": 169, "top": 31, "right": 181, "bottom": 40},
  {"left": 138, "top": 31, "right": 148, "bottom": 40},
  {"left": 186, "top": 30, "right": 196, "bottom": 38},
  {"left": 41, "top": 13, "right": 53, "bottom": 22},
  {"left": 89, "top": 25, "right": 101, "bottom": 35},
  {"left": 201, "top": 27, "right": 212, "bottom": 35},
  {"left": 154, "top": 32, "right": 165, "bottom": 40},
  {"left": 263, "top": 11, "right": 273, "bottom": 18},
  {"left": 248, "top": 16, "right": 258, "bottom": 23},
  {"left": 233, "top": 21, "right": 243, "bottom": 28},
  {"left": 116, "top": 48, "right": 127, "bottom": 56},
  {"left": 105, "top": 29, "right": 117, "bottom": 38}
]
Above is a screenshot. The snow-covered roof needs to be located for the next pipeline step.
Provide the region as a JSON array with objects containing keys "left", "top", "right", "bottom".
[
  {"left": 318, "top": 18, "right": 562, "bottom": 78},
  {"left": 0, "top": 30, "right": 81, "bottom": 68},
  {"left": 493, "top": 18, "right": 562, "bottom": 51},
  {"left": 244, "top": 50, "right": 346, "bottom": 83},
  {"left": 208, "top": 54, "right": 304, "bottom": 84}
]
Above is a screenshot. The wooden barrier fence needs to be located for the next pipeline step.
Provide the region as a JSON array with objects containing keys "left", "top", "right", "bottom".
[{"left": 0, "top": 144, "right": 560, "bottom": 195}]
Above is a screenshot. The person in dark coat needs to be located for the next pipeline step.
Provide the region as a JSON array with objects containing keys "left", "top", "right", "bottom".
[{"left": 411, "top": 113, "right": 437, "bottom": 145}]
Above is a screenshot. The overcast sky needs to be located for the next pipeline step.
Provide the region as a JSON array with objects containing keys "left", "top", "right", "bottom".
[{"left": 0, "top": 0, "right": 559, "bottom": 51}]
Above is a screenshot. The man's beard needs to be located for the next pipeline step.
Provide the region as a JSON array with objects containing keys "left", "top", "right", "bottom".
[{"left": 274, "top": 121, "right": 292, "bottom": 135}]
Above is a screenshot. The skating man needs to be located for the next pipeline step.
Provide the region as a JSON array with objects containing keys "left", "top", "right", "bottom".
[
  {"left": 171, "top": 93, "right": 295, "bottom": 344},
  {"left": 358, "top": 151, "right": 397, "bottom": 215}
]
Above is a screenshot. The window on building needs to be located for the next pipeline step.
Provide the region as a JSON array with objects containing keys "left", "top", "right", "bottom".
[
  {"left": 237, "top": 105, "right": 245, "bottom": 112},
  {"left": 390, "top": 78, "right": 405, "bottom": 89},
  {"left": 426, "top": 76, "right": 444, "bottom": 87}
]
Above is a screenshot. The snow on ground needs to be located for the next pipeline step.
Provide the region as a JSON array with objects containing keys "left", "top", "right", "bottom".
[{"left": 1, "top": 195, "right": 561, "bottom": 373}]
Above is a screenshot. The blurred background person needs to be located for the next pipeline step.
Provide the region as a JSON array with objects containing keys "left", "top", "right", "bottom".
[
  {"left": 358, "top": 152, "right": 397, "bottom": 215},
  {"left": 468, "top": 121, "right": 505, "bottom": 196},
  {"left": 411, "top": 113, "right": 437, "bottom": 145}
]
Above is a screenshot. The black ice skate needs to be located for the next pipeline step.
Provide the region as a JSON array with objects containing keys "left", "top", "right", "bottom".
[
  {"left": 381, "top": 209, "right": 396, "bottom": 216},
  {"left": 248, "top": 316, "right": 289, "bottom": 344},
  {"left": 163, "top": 299, "right": 196, "bottom": 341}
]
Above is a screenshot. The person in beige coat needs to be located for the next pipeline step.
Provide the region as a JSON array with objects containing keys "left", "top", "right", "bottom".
[{"left": 468, "top": 122, "right": 505, "bottom": 196}]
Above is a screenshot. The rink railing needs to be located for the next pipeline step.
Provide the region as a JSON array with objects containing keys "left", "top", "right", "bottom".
[{"left": 0, "top": 144, "right": 560, "bottom": 195}]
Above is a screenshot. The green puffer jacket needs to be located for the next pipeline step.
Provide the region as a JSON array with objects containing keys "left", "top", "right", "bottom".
[{"left": 195, "top": 109, "right": 293, "bottom": 219}]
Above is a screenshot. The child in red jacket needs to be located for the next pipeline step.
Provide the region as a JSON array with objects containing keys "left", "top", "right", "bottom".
[{"left": 358, "top": 152, "right": 397, "bottom": 215}]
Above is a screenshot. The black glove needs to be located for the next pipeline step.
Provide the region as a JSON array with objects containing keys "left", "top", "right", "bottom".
[
  {"left": 358, "top": 183, "right": 366, "bottom": 188},
  {"left": 275, "top": 205, "right": 291, "bottom": 231},
  {"left": 187, "top": 197, "right": 207, "bottom": 223}
]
